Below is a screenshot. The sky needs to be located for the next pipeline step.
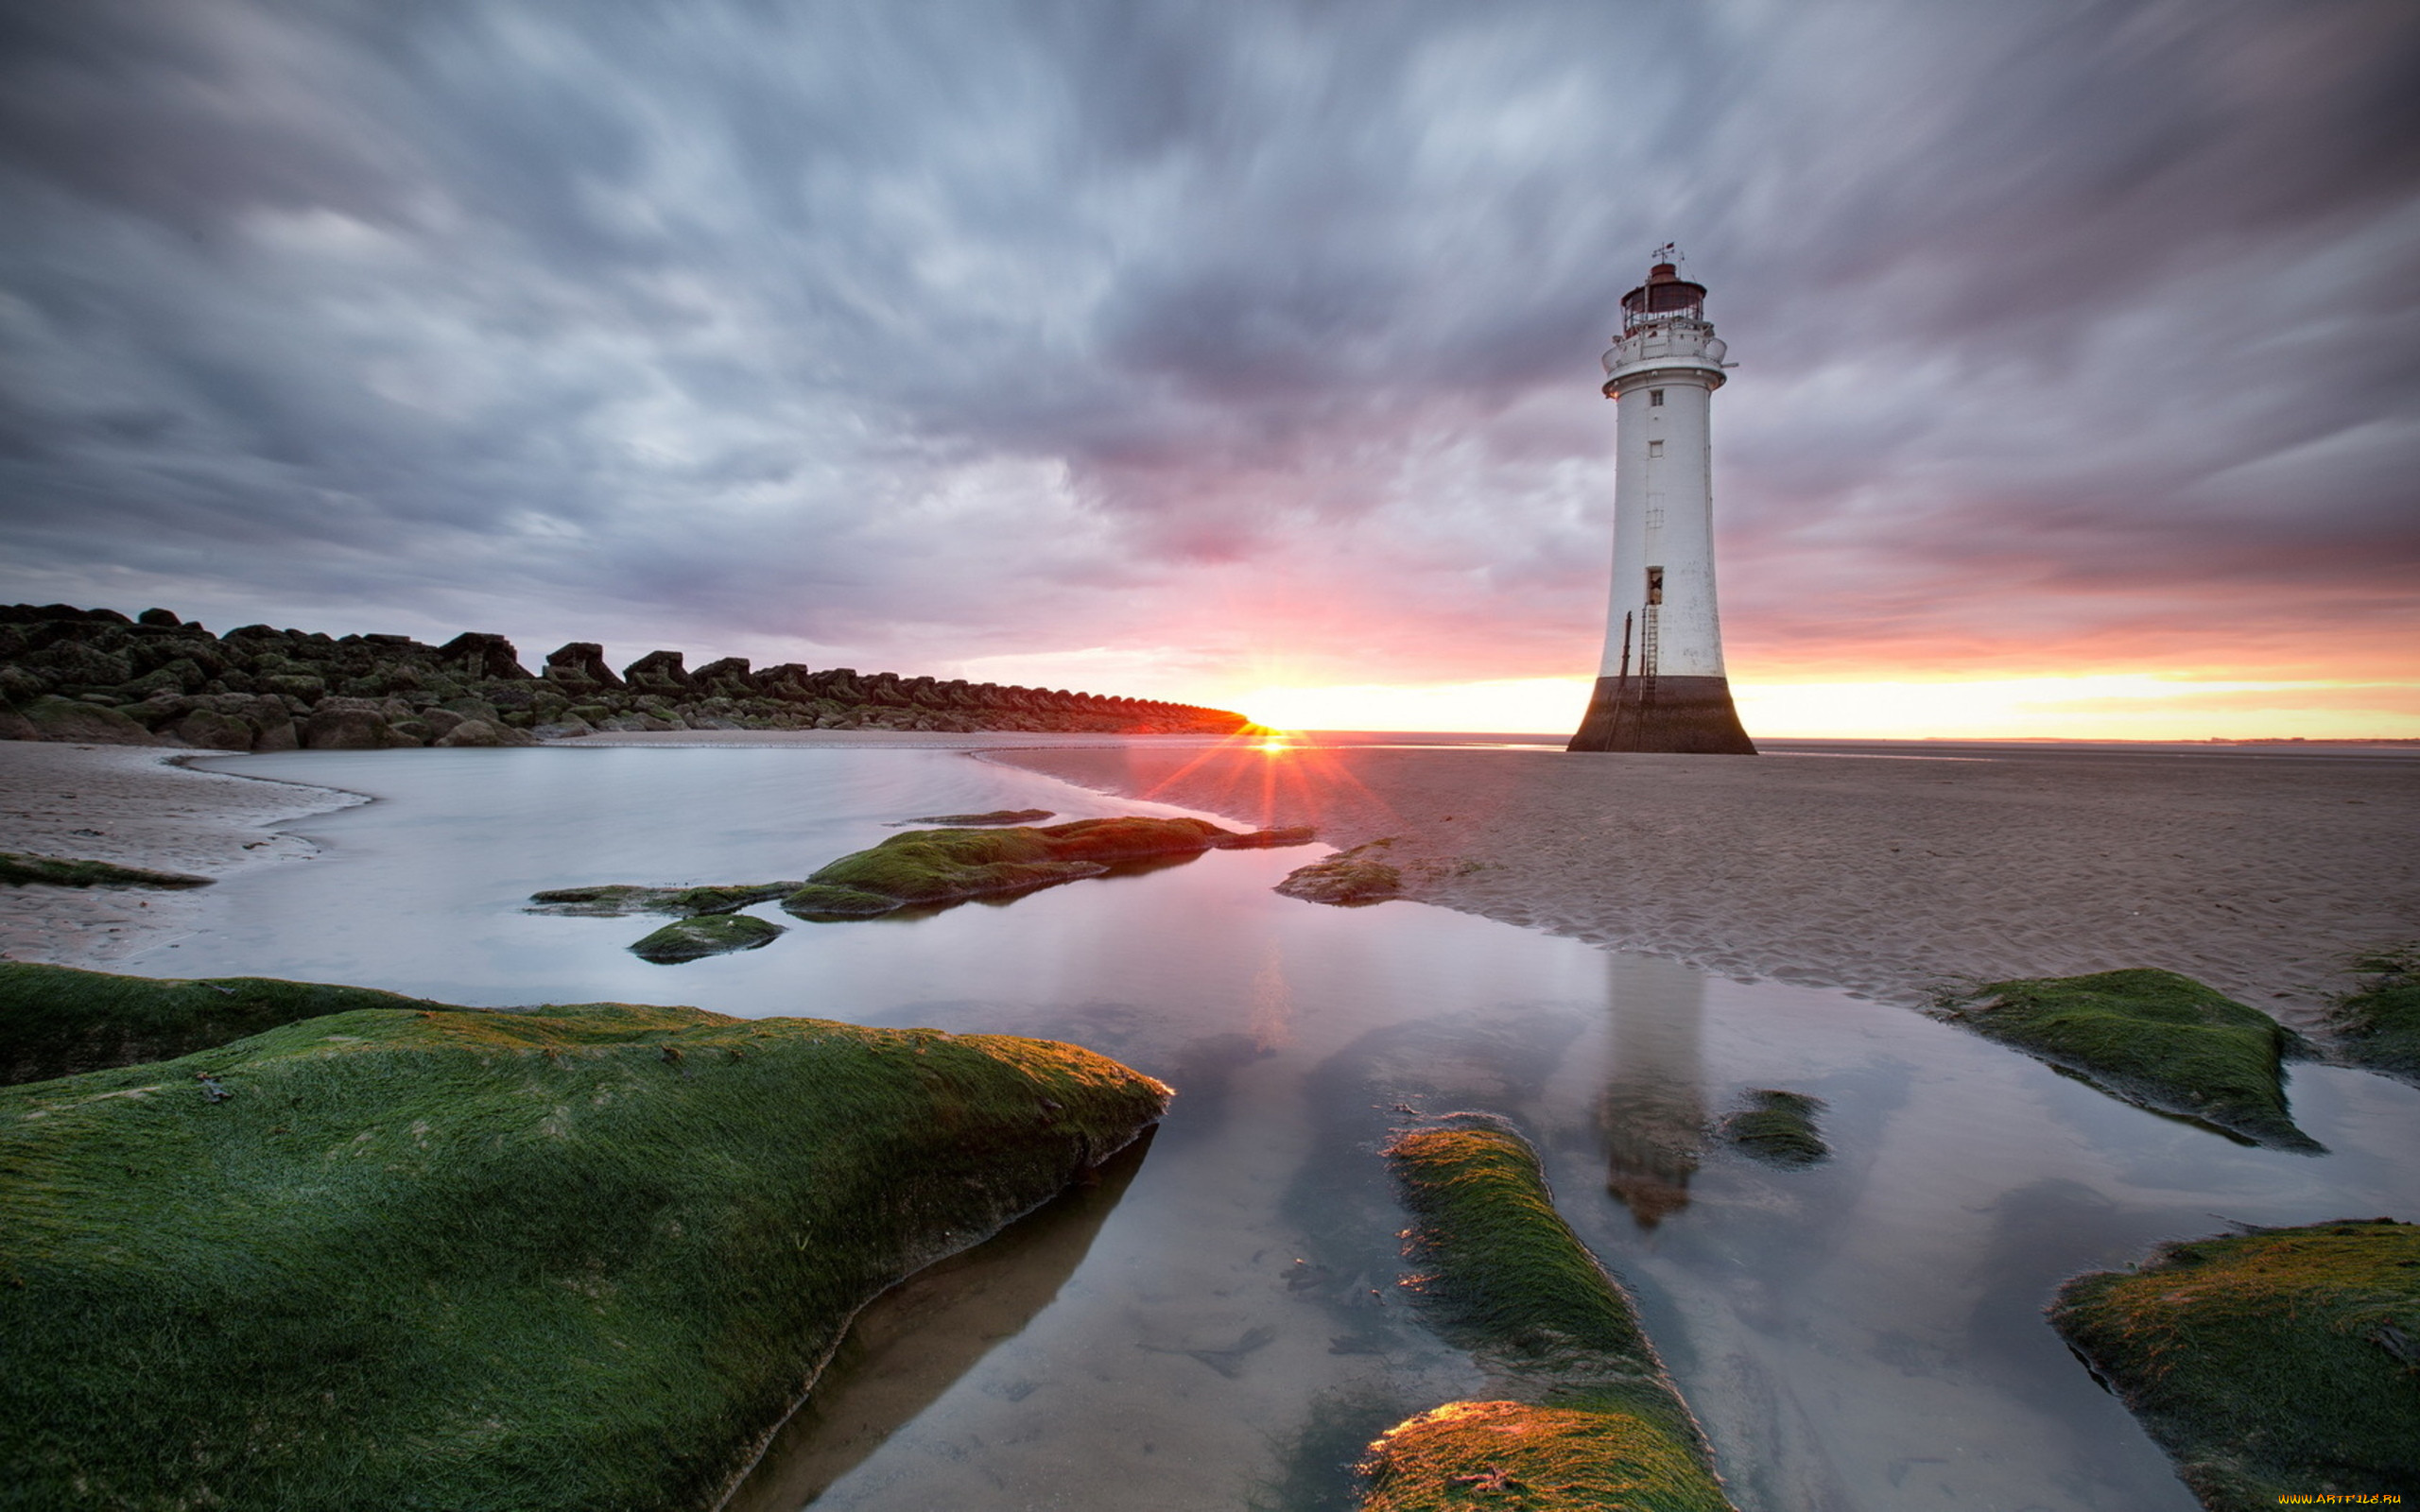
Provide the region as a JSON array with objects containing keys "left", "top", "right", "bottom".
[{"left": 2, "top": 1, "right": 2416, "bottom": 738}]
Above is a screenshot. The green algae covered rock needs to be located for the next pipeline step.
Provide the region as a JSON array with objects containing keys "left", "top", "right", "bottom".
[
  {"left": 630, "top": 912, "right": 785, "bottom": 963},
  {"left": 779, "top": 882, "right": 909, "bottom": 918},
  {"left": 0, "top": 851, "right": 213, "bottom": 890},
  {"left": 0, "top": 961, "right": 438, "bottom": 1085},
  {"left": 1360, "top": 1399, "right": 1734, "bottom": 1512},
  {"left": 1937, "top": 969, "right": 2318, "bottom": 1151},
  {"left": 527, "top": 881, "right": 802, "bottom": 918},
  {"left": 2331, "top": 945, "right": 2420, "bottom": 1083},
  {"left": 0, "top": 989, "right": 1170, "bottom": 1511},
  {"left": 1366, "top": 1115, "right": 1736, "bottom": 1511},
  {"left": 1718, "top": 1089, "right": 1828, "bottom": 1167},
  {"left": 786, "top": 816, "right": 1313, "bottom": 918},
  {"left": 1276, "top": 854, "right": 1403, "bottom": 906},
  {"left": 2050, "top": 1218, "right": 2420, "bottom": 1508},
  {"left": 16, "top": 694, "right": 158, "bottom": 745}
]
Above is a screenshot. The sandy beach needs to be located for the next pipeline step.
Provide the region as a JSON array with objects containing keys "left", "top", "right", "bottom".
[
  {"left": 0, "top": 742, "right": 362, "bottom": 967},
  {"left": 979, "top": 739, "right": 2420, "bottom": 1031},
  {"left": 6, "top": 732, "right": 2415, "bottom": 1036}
]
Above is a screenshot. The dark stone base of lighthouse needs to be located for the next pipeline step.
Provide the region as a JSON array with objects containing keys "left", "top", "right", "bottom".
[{"left": 1566, "top": 675, "right": 1757, "bottom": 755}]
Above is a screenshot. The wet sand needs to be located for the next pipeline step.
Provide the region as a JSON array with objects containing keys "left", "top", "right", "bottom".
[
  {"left": 9, "top": 731, "right": 2414, "bottom": 1033},
  {"left": 0, "top": 743, "right": 362, "bottom": 966},
  {"left": 0, "top": 731, "right": 1184, "bottom": 966},
  {"left": 978, "top": 740, "right": 2420, "bottom": 1031}
]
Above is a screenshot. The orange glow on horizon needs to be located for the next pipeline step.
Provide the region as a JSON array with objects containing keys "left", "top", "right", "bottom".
[
  {"left": 1111, "top": 728, "right": 1399, "bottom": 833},
  {"left": 1229, "top": 672, "right": 2420, "bottom": 741}
]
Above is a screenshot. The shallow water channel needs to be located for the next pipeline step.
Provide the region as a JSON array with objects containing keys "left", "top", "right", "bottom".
[{"left": 150, "top": 743, "right": 2420, "bottom": 1511}]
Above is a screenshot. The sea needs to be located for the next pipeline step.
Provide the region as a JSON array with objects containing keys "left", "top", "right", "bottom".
[{"left": 128, "top": 737, "right": 2420, "bottom": 1511}]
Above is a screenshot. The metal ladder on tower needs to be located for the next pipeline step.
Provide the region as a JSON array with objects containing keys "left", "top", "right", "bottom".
[{"left": 1636, "top": 603, "right": 1660, "bottom": 708}]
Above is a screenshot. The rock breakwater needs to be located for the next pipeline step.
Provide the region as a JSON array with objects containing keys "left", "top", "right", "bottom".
[{"left": 0, "top": 603, "right": 1250, "bottom": 750}]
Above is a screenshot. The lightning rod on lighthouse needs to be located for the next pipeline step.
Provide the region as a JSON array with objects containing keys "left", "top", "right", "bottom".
[{"left": 1567, "top": 252, "right": 1757, "bottom": 755}]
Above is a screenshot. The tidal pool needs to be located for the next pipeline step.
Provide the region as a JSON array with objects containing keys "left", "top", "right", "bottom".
[{"left": 150, "top": 744, "right": 2420, "bottom": 1511}]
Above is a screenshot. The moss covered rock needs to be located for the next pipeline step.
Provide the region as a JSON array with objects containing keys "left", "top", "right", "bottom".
[
  {"left": 16, "top": 694, "right": 158, "bottom": 745},
  {"left": 779, "top": 883, "right": 905, "bottom": 918},
  {"left": 2330, "top": 945, "right": 2420, "bottom": 1082},
  {"left": 789, "top": 816, "right": 1312, "bottom": 918},
  {"left": 527, "top": 882, "right": 801, "bottom": 918},
  {"left": 1276, "top": 854, "right": 1403, "bottom": 906},
  {"left": 1370, "top": 1115, "right": 1736, "bottom": 1510},
  {"left": 1718, "top": 1089, "right": 1828, "bottom": 1167},
  {"left": 1359, "top": 1399, "right": 1735, "bottom": 1512},
  {"left": 0, "top": 962, "right": 431, "bottom": 1085},
  {"left": 2050, "top": 1218, "right": 2420, "bottom": 1508},
  {"left": 0, "top": 851, "right": 213, "bottom": 892},
  {"left": 630, "top": 912, "right": 785, "bottom": 963},
  {"left": 0, "top": 990, "right": 1170, "bottom": 1510},
  {"left": 1937, "top": 969, "right": 2318, "bottom": 1151}
]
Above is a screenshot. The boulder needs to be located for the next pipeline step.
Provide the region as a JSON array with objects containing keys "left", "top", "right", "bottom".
[
  {"left": 622, "top": 649, "right": 693, "bottom": 694},
  {"left": 433, "top": 632, "right": 530, "bottom": 681},
  {"left": 543, "top": 643, "right": 623, "bottom": 691},
  {"left": 166, "top": 709, "right": 256, "bottom": 752},
  {"left": 434, "top": 718, "right": 503, "bottom": 747},
  {"left": 136, "top": 608, "right": 182, "bottom": 627},
  {"left": 0, "top": 664, "right": 45, "bottom": 703},
  {"left": 26, "top": 641, "right": 132, "bottom": 689},
  {"left": 302, "top": 701, "right": 394, "bottom": 750},
  {"left": 113, "top": 693, "right": 190, "bottom": 730},
  {"left": 264, "top": 673, "right": 326, "bottom": 701},
  {"left": 432, "top": 718, "right": 536, "bottom": 748},
  {"left": 16, "top": 696, "right": 158, "bottom": 746},
  {"left": 691, "top": 657, "right": 752, "bottom": 698}
]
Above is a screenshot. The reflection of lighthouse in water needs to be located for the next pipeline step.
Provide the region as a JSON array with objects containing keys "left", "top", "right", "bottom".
[
  {"left": 1569, "top": 249, "right": 1756, "bottom": 755},
  {"left": 1599, "top": 953, "right": 1708, "bottom": 1228}
]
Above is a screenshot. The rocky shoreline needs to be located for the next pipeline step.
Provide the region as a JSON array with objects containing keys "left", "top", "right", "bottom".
[{"left": 0, "top": 603, "right": 1250, "bottom": 752}]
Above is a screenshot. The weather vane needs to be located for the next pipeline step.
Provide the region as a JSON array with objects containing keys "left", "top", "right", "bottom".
[{"left": 1653, "top": 240, "right": 1681, "bottom": 264}]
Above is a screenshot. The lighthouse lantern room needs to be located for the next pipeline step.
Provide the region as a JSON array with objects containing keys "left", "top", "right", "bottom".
[{"left": 1567, "top": 250, "right": 1756, "bottom": 755}]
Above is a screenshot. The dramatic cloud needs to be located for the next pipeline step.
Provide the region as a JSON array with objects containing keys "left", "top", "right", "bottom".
[{"left": 2, "top": 0, "right": 2415, "bottom": 721}]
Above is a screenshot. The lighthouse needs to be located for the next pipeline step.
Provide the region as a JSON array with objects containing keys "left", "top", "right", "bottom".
[{"left": 1567, "top": 251, "right": 1756, "bottom": 755}]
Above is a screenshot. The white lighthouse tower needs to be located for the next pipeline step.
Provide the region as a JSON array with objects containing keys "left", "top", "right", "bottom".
[{"left": 1568, "top": 250, "right": 1756, "bottom": 754}]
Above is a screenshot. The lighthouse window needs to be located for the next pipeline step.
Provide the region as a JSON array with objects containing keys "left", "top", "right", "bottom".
[
  {"left": 1648, "top": 439, "right": 1664, "bottom": 456},
  {"left": 1649, "top": 388, "right": 1666, "bottom": 406},
  {"left": 1646, "top": 566, "right": 1665, "bottom": 605}
]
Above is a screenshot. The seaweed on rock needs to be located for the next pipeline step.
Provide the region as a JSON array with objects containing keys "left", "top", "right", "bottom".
[
  {"left": 1363, "top": 1114, "right": 1736, "bottom": 1511},
  {"left": 1934, "top": 969, "right": 2319, "bottom": 1152},
  {"left": 898, "top": 808, "right": 1056, "bottom": 827},
  {"left": 0, "top": 962, "right": 441, "bottom": 1085},
  {"left": 2330, "top": 944, "right": 2420, "bottom": 1083},
  {"left": 2049, "top": 1218, "right": 2420, "bottom": 1509},
  {"left": 1276, "top": 846, "right": 1404, "bottom": 907},
  {"left": 527, "top": 882, "right": 802, "bottom": 917},
  {"left": 1718, "top": 1089, "right": 1828, "bottom": 1167},
  {"left": 630, "top": 913, "right": 785, "bottom": 963},
  {"left": 782, "top": 816, "right": 1315, "bottom": 919},
  {"left": 0, "top": 850, "right": 214, "bottom": 889},
  {"left": 1360, "top": 1400, "right": 1735, "bottom": 1512},
  {"left": 0, "top": 982, "right": 1170, "bottom": 1511}
]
